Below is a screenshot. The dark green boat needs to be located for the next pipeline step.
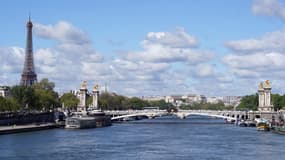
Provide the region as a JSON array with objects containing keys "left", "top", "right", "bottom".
[{"left": 272, "top": 126, "right": 285, "bottom": 135}]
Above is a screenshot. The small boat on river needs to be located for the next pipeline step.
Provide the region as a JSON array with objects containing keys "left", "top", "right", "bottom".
[
  {"left": 255, "top": 118, "right": 270, "bottom": 131},
  {"left": 272, "top": 126, "right": 285, "bottom": 135}
]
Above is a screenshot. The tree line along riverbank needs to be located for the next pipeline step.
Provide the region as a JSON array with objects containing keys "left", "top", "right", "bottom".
[{"left": 1, "top": 78, "right": 285, "bottom": 112}]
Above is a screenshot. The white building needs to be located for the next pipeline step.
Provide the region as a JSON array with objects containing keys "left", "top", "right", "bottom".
[
  {"left": 206, "top": 96, "right": 223, "bottom": 104},
  {"left": 142, "top": 95, "right": 166, "bottom": 101},
  {"left": 223, "top": 96, "right": 242, "bottom": 106},
  {"left": 181, "top": 94, "right": 206, "bottom": 104},
  {"left": 0, "top": 86, "right": 10, "bottom": 98},
  {"left": 165, "top": 95, "right": 182, "bottom": 104}
]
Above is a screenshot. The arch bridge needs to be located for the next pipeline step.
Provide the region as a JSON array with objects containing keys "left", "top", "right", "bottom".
[{"left": 105, "top": 109, "right": 247, "bottom": 121}]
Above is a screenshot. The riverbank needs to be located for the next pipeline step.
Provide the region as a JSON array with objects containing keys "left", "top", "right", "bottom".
[{"left": 0, "top": 123, "right": 58, "bottom": 135}]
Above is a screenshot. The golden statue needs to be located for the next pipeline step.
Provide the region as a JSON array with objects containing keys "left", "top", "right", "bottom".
[
  {"left": 93, "top": 84, "right": 99, "bottom": 91},
  {"left": 81, "top": 81, "right": 87, "bottom": 89},
  {"left": 265, "top": 80, "right": 271, "bottom": 88},
  {"left": 258, "top": 82, "right": 263, "bottom": 90}
]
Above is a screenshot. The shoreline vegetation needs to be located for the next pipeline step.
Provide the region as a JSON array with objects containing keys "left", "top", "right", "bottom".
[{"left": 1, "top": 78, "right": 285, "bottom": 113}]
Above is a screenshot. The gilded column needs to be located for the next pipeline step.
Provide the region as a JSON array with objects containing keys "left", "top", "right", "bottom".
[{"left": 78, "top": 81, "right": 87, "bottom": 111}]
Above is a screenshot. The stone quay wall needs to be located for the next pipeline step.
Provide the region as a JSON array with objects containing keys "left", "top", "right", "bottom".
[
  {"left": 0, "top": 112, "right": 55, "bottom": 126},
  {"left": 248, "top": 111, "right": 285, "bottom": 122}
]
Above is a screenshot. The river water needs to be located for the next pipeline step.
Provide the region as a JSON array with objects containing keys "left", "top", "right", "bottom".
[{"left": 1, "top": 116, "right": 285, "bottom": 160}]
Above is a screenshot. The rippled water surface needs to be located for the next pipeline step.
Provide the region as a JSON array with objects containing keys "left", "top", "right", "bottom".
[{"left": 1, "top": 116, "right": 285, "bottom": 160}]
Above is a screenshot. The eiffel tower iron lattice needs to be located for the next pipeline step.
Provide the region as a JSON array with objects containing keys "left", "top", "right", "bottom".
[{"left": 20, "top": 16, "right": 37, "bottom": 86}]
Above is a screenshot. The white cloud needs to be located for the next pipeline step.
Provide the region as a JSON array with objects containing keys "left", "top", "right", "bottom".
[
  {"left": 33, "top": 22, "right": 105, "bottom": 91},
  {"left": 226, "top": 29, "right": 285, "bottom": 52},
  {"left": 223, "top": 52, "right": 285, "bottom": 79},
  {"left": 142, "top": 27, "right": 198, "bottom": 48},
  {"left": 0, "top": 47, "right": 26, "bottom": 85},
  {"left": 34, "top": 21, "right": 90, "bottom": 44},
  {"left": 0, "top": 47, "right": 24, "bottom": 73},
  {"left": 195, "top": 63, "right": 214, "bottom": 77},
  {"left": 224, "top": 0, "right": 285, "bottom": 83},
  {"left": 126, "top": 28, "right": 214, "bottom": 64},
  {"left": 252, "top": 0, "right": 285, "bottom": 20},
  {"left": 127, "top": 45, "right": 214, "bottom": 64},
  {"left": 223, "top": 52, "right": 285, "bottom": 69},
  {"left": 0, "top": 22, "right": 231, "bottom": 96}
]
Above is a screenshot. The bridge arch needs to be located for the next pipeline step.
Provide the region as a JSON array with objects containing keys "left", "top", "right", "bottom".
[{"left": 173, "top": 112, "right": 236, "bottom": 121}]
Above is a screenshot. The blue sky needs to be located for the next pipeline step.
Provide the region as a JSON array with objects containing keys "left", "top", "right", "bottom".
[{"left": 1, "top": 0, "right": 285, "bottom": 96}]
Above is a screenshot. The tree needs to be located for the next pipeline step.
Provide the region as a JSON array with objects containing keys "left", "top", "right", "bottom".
[
  {"left": 10, "top": 85, "right": 39, "bottom": 110},
  {"left": 10, "top": 85, "right": 26, "bottom": 107},
  {"left": 33, "top": 78, "right": 55, "bottom": 91},
  {"left": 281, "top": 94, "right": 285, "bottom": 109},
  {"left": 35, "top": 89, "right": 58, "bottom": 111},
  {"left": 127, "top": 97, "right": 149, "bottom": 110},
  {"left": 87, "top": 95, "right": 92, "bottom": 107},
  {"left": 272, "top": 94, "right": 282, "bottom": 111},
  {"left": 237, "top": 94, "right": 258, "bottom": 111},
  {"left": 34, "top": 78, "right": 59, "bottom": 110},
  {"left": 98, "top": 92, "right": 151, "bottom": 110},
  {"left": 0, "top": 96, "right": 21, "bottom": 112},
  {"left": 9, "top": 79, "right": 59, "bottom": 111},
  {"left": 59, "top": 93, "right": 79, "bottom": 109},
  {"left": 148, "top": 100, "right": 173, "bottom": 110},
  {"left": 98, "top": 92, "right": 126, "bottom": 110}
]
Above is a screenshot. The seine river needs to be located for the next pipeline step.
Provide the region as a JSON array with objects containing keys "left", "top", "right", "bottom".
[{"left": 1, "top": 116, "right": 285, "bottom": 160}]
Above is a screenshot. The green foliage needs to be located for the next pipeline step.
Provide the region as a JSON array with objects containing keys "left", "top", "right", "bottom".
[
  {"left": 99, "top": 93, "right": 127, "bottom": 110},
  {"left": 33, "top": 78, "right": 59, "bottom": 110},
  {"left": 148, "top": 100, "right": 173, "bottom": 110},
  {"left": 86, "top": 95, "right": 92, "bottom": 106},
  {"left": 33, "top": 78, "right": 55, "bottom": 91},
  {"left": 126, "top": 97, "right": 149, "bottom": 110},
  {"left": 0, "top": 78, "right": 59, "bottom": 111},
  {"left": 59, "top": 93, "right": 79, "bottom": 109},
  {"left": 237, "top": 94, "right": 258, "bottom": 111},
  {"left": 0, "top": 97, "right": 20, "bottom": 111},
  {"left": 35, "top": 89, "right": 58, "bottom": 110},
  {"left": 98, "top": 92, "right": 173, "bottom": 110},
  {"left": 271, "top": 94, "right": 285, "bottom": 110},
  {"left": 10, "top": 85, "right": 39, "bottom": 109},
  {"left": 236, "top": 93, "right": 285, "bottom": 111}
]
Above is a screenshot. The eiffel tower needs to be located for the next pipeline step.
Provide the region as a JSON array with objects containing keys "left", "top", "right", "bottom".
[{"left": 20, "top": 16, "right": 37, "bottom": 86}]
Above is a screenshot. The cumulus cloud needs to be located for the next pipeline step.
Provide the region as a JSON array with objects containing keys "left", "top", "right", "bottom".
[
  {"left": 126, "top": 46, "right": 214, "bottom": 64},
  {"left": 70, "top": 27, "right": 228, "bottom": 96},
  {"left": 252, "top": 0, "right": 285, "bottom": 20},
  {"left": 34, "top": 21, "right": 90, "bottom": 44},
  {"left": 33, "top": 22, "right": 105, "bottom": 91},
  {"left": 195, "top": 63, "right": 214, "bottom": 77},
  {"left": 0, "top": 47, "right": 26, "bottom": 85},
  {"left": 142, "top": 27, "right": 198, "bottom": 48},
  {"left": 223, "top": 52, "right": 285, "bottom": 70},
  {"left": 0, "top": 21, "right": 229, "bottom": 96},
  {"left": 0, "top": 47, "right": 24, "bottom": 73},
  {"left": 106, "top": 28, "right": 228, "bottom": 96},
  {"left": 226, "top": 29, "right": 285, "bottom": 52},
  {"left": 224, "top": 1, "right": 285, "bottom": 82},
  {"left": 126, "top": 28, "right": 214, "bottom": 64},
  {"left": 224, "top": 48, "right": 285, "bottom": 80}
]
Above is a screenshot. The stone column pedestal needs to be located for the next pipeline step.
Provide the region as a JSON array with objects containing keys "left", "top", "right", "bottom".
[
  {"left": 92, "top": 84, "right": 99, "bottom": 110},
  {"left": 78, "top": 81, "right": 87, "bottom": 112}
]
